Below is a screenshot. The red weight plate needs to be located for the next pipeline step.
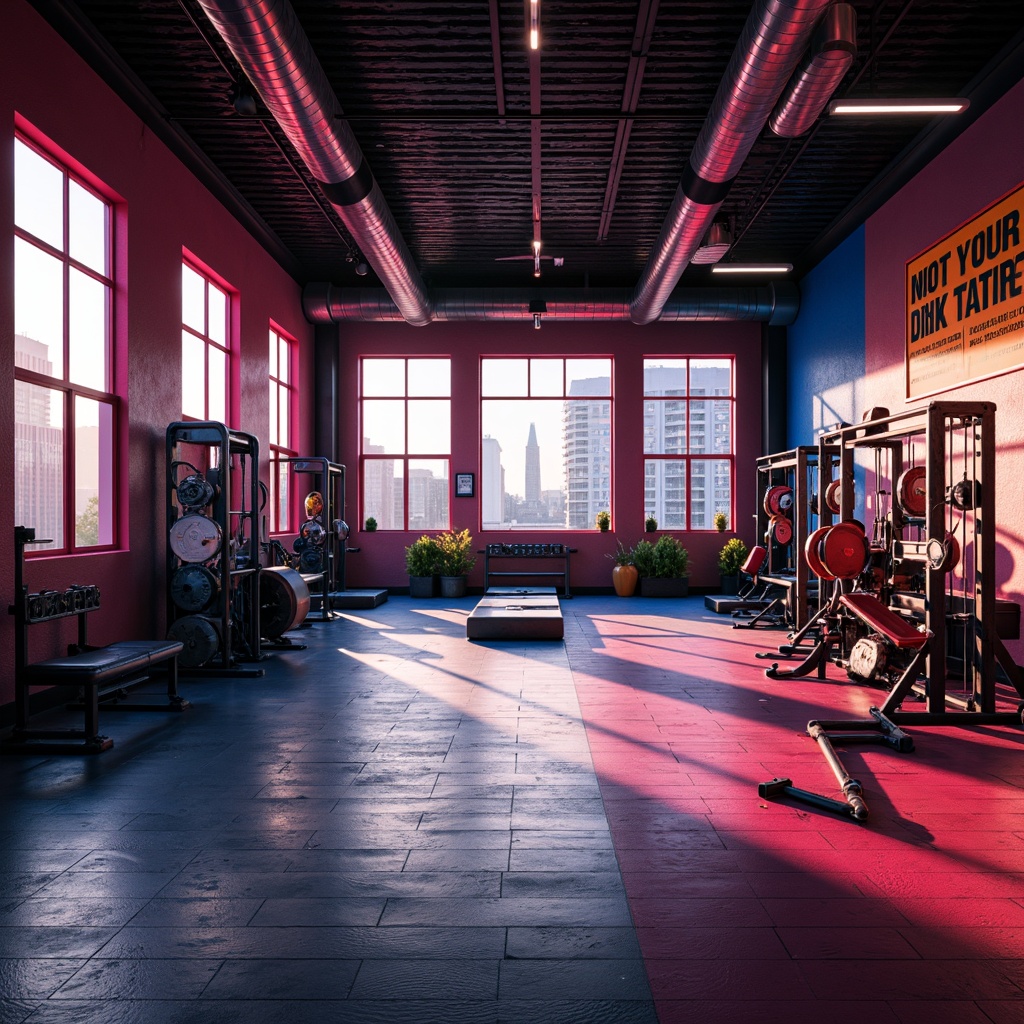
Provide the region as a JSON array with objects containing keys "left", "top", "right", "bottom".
[
  {"left": 770, "top": 514, "right": 793, "bottom": 546},
  {"left": 896, "top": 466, "right": 927, "bottom": 517},
  {"left": 805, "top": 526, "right": 836, "bottom": 581},
  {"left": 820, "top": 521, "right": 870, "bottom": 580},
  {"left": 763, "top": 485, "right": 793, "bottom": 517},
  {"left": 824, "top": 479, "right": 842, "bottom": 514}
]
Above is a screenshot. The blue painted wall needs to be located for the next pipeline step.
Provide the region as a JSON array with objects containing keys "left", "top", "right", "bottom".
[{"left": 786, "top": 227, "right": 866, "bottom": 447}]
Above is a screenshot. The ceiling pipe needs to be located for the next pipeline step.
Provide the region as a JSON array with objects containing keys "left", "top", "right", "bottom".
[
  {"left": 769, "top": 3, "right": 857, "bottom": 137},
  {"left": 629, "top": 0, "right": 832, "bottom": 325},
  {"left": 194, "top": 0, "right": 433, "bottom": 326},
  {"left": 303, "top": 283, "right": 800, "bottom": 326}
]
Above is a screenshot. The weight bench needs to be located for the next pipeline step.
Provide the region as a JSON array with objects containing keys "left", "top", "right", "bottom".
[{"left": 3, "top": 526, "right": 188, "bottom": 755}]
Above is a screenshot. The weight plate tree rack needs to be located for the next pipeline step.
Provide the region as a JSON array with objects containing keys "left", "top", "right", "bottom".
[
  {"left": 166, "top": 421, "right": 264, "bottom": 676},
  {"left": 754, "top": 445, "right": 836, "bottom": 631},
  {"left": 278, "top": 457, "right": 387, "bottom": 614},
  {"left": 820, "top": 400, "right": 1023, "bottom": 724}
]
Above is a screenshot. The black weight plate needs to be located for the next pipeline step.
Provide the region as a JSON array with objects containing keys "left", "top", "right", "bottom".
[
  {"left": 171, "top": 564, "right": 220, "bottom": 612},
  {"left": 167, "top": 615, "right": 221, "bottom": 668}
]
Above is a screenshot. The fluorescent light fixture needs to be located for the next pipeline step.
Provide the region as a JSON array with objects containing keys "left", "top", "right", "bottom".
[
  {"left": 711, "top": 263, "right": 793, "bottom": 274},
  {"left": 533, "top": 238, "right": 542, "bottom": 278},
  {"left": 529, "top": 0, "right": 539, "bottom": 49},
  {"left": 829, "top": 97, "right": 969, "bottom": 115}
]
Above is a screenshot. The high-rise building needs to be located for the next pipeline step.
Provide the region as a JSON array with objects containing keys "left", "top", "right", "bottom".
[{"left": 524, "top": 422, "right": 541, "bottom": 505}]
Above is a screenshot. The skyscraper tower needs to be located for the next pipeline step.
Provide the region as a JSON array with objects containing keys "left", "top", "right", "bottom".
[{"left": 525, "top": 422, "right": 541, "bottom": 505}]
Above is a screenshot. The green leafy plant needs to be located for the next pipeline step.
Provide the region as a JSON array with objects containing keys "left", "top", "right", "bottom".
[
  {"left": 364, "top": 516, "right": 378, "bottom": 532},
  {"left": 650, "top": 535, "right": 689, "bottom": 578},
  {"left": 404, "top": 535, "right": 439, "bottom": 576},
  {"left": 606, "top": 540, "right": 635, "bottom": 566},
  {"left": 718, "top": 537, "right": 749, "bottom": 576},
  {"left": 596, "top": 510, "right": 611, "bottom": 532},
  {"left": 435, "top": 528, "right": 476, "bottom": 576},
  {"left": 631, "top": 539, "right": 655, "bottom": 578},
  {"left": 644, "top": 514, "right": 658, "bottom": 533},
  {"left": 713, "top": 510, "right": 728, "bottom": 532}
]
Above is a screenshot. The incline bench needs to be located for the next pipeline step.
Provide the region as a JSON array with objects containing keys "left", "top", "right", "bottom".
[{"left": 3, "top": 527, "right": 188, "bottom": 754}]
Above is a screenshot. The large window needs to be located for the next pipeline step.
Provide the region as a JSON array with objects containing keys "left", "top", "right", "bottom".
[
  {"left": 481, "top": 358, "right": 612, "bottom": 530},
  {"left": 361, "top": 358, "right": 451, "bottom": 531},
  {"left": 268, "top": 324, "right": 296, "bottom": 534},
  {"left": 181, "top": 258, "right": 231, "bottom": 423},
  {"left": 643, "top": 357, "right": 734, "bottom": 530},
  {"left": 14, "top": 131, "right": 117, "bottom": 554}
]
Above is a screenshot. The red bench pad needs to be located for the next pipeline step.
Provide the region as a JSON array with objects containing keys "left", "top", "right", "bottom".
[{"left": 840, "top": 593, "right": 930, "bottom": 650}]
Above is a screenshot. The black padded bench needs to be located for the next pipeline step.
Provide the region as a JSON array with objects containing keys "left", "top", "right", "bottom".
[{"left": 3, "top": 527, "right": 188, "bottom": 754}]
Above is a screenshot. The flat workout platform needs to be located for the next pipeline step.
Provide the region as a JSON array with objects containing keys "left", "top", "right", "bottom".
[{"left": 467, "top": 587, "right": 564, "bottom": 640}]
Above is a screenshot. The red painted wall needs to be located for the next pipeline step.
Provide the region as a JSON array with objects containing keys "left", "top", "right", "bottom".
[
  {"left": 0, "top": 2, "right": 313, "bottom": 710},
  {"left": 863, "top": 76, "right": 1024, "bottom": 657},
  {"left": 336, "top": 320, "right": 764, "bottom": 592}
]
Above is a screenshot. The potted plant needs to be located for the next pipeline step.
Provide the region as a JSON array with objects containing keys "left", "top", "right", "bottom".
[
  {"left": 606, "top": 540, "right": 638, "bottom": 596},
  {"left": 435, "top": 528, "right": 476, "bottom": 598},
  {"left": 645, "top": 514, "right": 658, "bottom": 533},
  {"left": 636, "top": 534, "right": 690, "bottom": 596},
  {"left": 718, "top": 537, "right": 749, "bottom": 595},
  {"left": 596, "top": 510, "right": 610, "bottom": 532},
  {"left": 405, "top": 535, "right": 439, "bottom": 598},
  {"left": 713, "top": 510, "right": 728, "bottom": 533},
  {"left": 365, "top": 516, "right": 378, "bottom": 532}
]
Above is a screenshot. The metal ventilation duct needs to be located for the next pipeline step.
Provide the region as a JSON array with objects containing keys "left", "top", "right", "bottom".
[
  {"left": 302, "top": 283, "right": 800, "bottom": 326},
  {"left": 194, "top": 0, "right": 432, "bottom": 327},
  {"left": 629, "top": 0, "right": 832, "bottom": 325},
  {"left": 770, "top": 4, "right": 858, "bottom": 137}
]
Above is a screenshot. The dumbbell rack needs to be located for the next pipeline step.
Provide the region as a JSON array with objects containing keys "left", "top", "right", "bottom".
[{"left": 166, "top": 421, "right": 264, "bottom": 676}]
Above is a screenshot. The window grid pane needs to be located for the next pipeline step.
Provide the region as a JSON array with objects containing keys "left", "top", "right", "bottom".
[
  {"left": 361, "top": 358, "right": 452, "bottom": 530},
  {"left": 14, "top": 131, "right": 117, "bottom": 555}
]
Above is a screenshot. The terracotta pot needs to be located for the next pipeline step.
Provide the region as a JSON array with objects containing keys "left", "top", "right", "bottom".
[{"left": 612, "top": 564, "right": 639, "bottom": 597}]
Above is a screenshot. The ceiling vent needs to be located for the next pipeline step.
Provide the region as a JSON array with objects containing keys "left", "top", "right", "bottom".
[{"left": 691, "top": 222, "right": 733, "bottom": 265}]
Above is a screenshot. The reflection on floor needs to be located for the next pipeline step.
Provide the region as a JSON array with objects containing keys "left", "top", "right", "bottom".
[{"left": 2, "top": 595, "right": 1024, "bottom": 1023}]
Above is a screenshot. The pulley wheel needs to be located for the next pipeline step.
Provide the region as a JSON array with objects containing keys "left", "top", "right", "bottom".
[
  {"left": 299, "top": 520, "right": 326, "bottom": 546},
  {"left": 176, "top": 473, "right": 215, "bottom": 511},
  {"left": 763, "top": 485, "right": 794, "bottom": 517},
  {"left": 169, "top": 513, "right": 222, "bottom": 563},
  {"left": 820, "top": 521, "right": 870, "bottom": 580},
  {"left": 333, "top": 519, "right": 350, "bottom": 541},
  {"left": 805, "top": 526, "right": 835, "bottom": 581},
  {"left": 769, "top": 514, "right": 793, "bottom": 546},
  {"left": 824, "top": 479, "right": 843, "bottom": 514},
  {"left": 896, "top": 466, "right": 927, "bottom": 517},
  {"left": 167, "top": 615, "right": 221, "bottom": 668},
  {"left": 171, "top": 564, "right": 220, "bottom": 612},
  {"left": 949, "top": 478, "right": 980, "bottom": 511},
  {"left": 304, "top": 491, "right": 324, "bottom": 519},
  {"left": 260, "top": 566, "right": 311, "bottom": 638}
]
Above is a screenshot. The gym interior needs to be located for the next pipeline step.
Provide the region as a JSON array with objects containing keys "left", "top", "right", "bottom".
[{"left": 3, "top": 1, "right": 1024, "bottom": 1021}]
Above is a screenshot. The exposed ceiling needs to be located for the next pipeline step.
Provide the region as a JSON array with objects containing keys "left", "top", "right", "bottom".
[{"left": 35, "top": 0, "right": 1024, "bottom": 301}]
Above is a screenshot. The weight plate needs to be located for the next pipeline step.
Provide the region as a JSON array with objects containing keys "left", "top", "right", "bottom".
[
  {"left": 299, "top": 520, "right": 326, "bottom": 546},
  {"left": 763, "top": 485, "right": 793, "bottom": 517},
  {"left": 171, "top": 564, "right": 220, "bottom": 612},
  {"left": 176, "top": 473, "right": 215, "bottom": 510},
  {"left": 824, "top": 479, "right": 843, "bottom": 514},
  {"left": 805, "top": 526, "right": 835, "bottom": 580},
  {"left": 167, "top": 615, "right": 221, "bottom": 668},
  {"left": 260, "top": 566, "right": 311, "bottom": 637},
  {"left": 304, "top": 491, "right": 324, "bottom": 519},
  {"left": 896, "top": 466, "right": 927, "bottom": 517},
  {"left": 300, "top": 547, "right": 323, "bottom": 573},
  {"left": 169, "top": 513, "right": 222, "bottom": 563},
  {"left": 926, "top": 532, "right": 961, "bottom": 573},
  {"left": 820, "top": 521, "right": 870, "bottom": 580},
  {"left": 769, "top": 514, "right": 793, "bottom": 546}
]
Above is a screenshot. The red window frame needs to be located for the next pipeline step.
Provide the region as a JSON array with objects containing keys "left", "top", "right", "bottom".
[
  {"left": 268, "top": 323, "right": 297, "bottom": 534},
  {"left": 13, "top": 128, "right": 119, "bottom": 556},
  {"left": 181, "top": 254, "right": 234, "bottom": 425}
]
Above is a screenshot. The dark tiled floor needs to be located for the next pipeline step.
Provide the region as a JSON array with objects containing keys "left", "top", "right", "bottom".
[{"left": 2, "top": 595, "right": 1024, "bottom": 1023}]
